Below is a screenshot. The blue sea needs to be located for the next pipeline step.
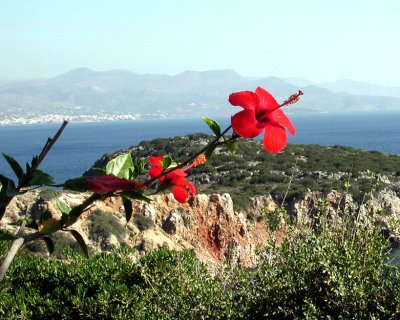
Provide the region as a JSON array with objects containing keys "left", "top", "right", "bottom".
[{"left": 0, "top": 110, "right": 399, "bottom": 183}]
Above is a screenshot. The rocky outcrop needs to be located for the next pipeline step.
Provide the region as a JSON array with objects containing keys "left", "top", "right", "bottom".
[
  {"left": 2, "top": 191, "right": 273, "bottom": 268},
  {"left": 3, "top": 187, "right": 400, "bottom": 267}
]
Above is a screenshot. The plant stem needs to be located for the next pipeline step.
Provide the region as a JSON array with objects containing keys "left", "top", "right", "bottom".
[
  {"left": 0, "top": 221, "right": 25, "bottom": 282},
  {"left": 146, "top": 125, "right": 232, "bottom": 185},
  {"left": 0, "top": 121, "right": 68, "bottom": 221}
]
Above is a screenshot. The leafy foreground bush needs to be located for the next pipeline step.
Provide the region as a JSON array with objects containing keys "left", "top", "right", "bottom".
[
  {"left": 1, "top": 217, "right": 400, "bottom": 319},
  {"left": 0, "top": 247, "right": 235, "bottom": 320},
  {"left": 235, "top": 218, "right": 400, "bottom": 319}
]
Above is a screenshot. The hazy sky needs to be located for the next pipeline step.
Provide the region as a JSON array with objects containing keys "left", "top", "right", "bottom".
[{"left": 1, "top": 0, "right": 400, "bottom": 86}]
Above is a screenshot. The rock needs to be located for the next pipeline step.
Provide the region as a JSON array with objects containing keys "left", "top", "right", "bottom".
[
  {"left": 162, "top": 211, "right": 184, "bottom": 235},
  {"left": 3, "top": 186, "right": 400, "bottom": 268}
]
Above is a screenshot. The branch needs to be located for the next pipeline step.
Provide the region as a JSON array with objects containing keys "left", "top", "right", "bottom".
[
  {"left": 0, "top": 221, "right": 25, "bottom": 282},
  {"left": 146, "top": 125, "right": 232, "bottom": 185},
  {"left": 0, "top": 121, "right": 69, "bottom": 221}
]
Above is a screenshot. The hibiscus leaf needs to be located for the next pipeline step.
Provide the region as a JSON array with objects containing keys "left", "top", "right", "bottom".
[
  {"left": 227, "top": 141, "right": 238, "bottom": 155},
  {"left": 122, "top": 196, "right": 133, "bottom": 222},
  {"left": 2, "top": 153, "right": 24, "bottom": 181},
  {"left": 56, "top": 198, "right": 71, "bottom": 218},
  {"left": 5, "top": 180, "right": 19, "bottom": 197},
  {"left": 39, "top": 210, "right": 53, "bottom": 224},
  {"left": 202, "top": 117, "right": 221, "bottom": 136},
  {"left": 131, "top": 157, "right": 145, "bottom": 179},
  {"left": 204, "top": 144, "right": 217, "bottom": 160},
  {"left": 161, "top": 156, "right": 173, "bottom": 169},
  {"left": 28, "top": 169, "right": 54, "bottom": 186},
  {"left": 223, "top": 136, "right": 238, "bottom": 155},
  {"left": 121, "top": 190, "right": 152, "bottom": 203},
  {"left": 87, "top": 167, "right": 107, "bottom": 176},
  {"left": 106, "top": 153, "right": 134, "bottom": 179},
  {"left": 68, "top": 229, "right": 89, "bottom": 258},
  {"left": 63, "top": 177, "right": 89, "bottom": 191},
  {"left": 42, "top": 236, "right": 55, "bottom": 255}
]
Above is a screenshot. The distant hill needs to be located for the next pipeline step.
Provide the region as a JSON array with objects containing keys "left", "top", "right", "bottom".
[
  {"left": 319, "top": 79, "right": 400, "bottom": 98},
  {"left": 1, "top": 68, "right": 400, "bottom": 122}
]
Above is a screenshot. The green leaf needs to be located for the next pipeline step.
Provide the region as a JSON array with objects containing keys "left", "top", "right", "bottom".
[
  {"left": 106, "top": 153, "right": 134, "bottom": 179},
  {"left": 161, "top": 156, "right": 172, "bottom": 169},
  {"left": 202, "top": 117, "right": 221, "bottom": 136},
  {"left": 69, "top": 230, "right": 89, "bottom": 258},
  {"left": 28, "top": 169, "right": 54, "bottom": 186},
  {"left": 122, "top": 190, "right": 152, "bottom": 203},
  {"left": 62, "top": 177, "right": 89, "bottom": 191},
  {"left": 5, "top": 180, "right": 19, "bottom": 197},
  {"left": 0, "top": 230, "right": 16, "bottom": 241},
  {"left": 2, "top": 153, "right": 24, "bottom": 181},
  {"left": 24, "top": 216, "right": 38, "bottom": 230},
  {"left": 226, "top": 140, "right": 238, "bottom": 155},
  {"left": 87, "top": 167, "right": 107, "bottom": 176},
  {"left": 56, "top": 198, "right": 71, "bottom": 216},
  {"left": 131, "top": 157, "right": 145, "bottom": 179},
  {"left": 42, "top": 236, "right": 55, "bottom": 254},
  {"left": 0, "top": 174, "right": 9, "bottom": 201},
  {"left": 122, "top": 197, "right": 133, "bottom": 222},
  {"left": 204, "top": 144, "right": 217, "bottom": 160},
  {"left": 39, "top": 210, "right": 52, "bottom": 224},
  {"left": 63, "top": 206, "right": 83, "bottom": 226}
]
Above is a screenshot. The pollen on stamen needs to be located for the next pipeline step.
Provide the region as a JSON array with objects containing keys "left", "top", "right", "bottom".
[
  {"left": 281, "top": 90, "right": 303, "bottom": 107},
  {"left": 192, "top": 154, "right": 207, "bottom": 167}
]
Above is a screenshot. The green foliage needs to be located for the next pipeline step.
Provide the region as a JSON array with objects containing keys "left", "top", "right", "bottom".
[
  {"left": 91, "top": 134, "right": 400, "bottom": 207},
  {"left": 106, "top": 153, "right": 134, "bottom": 179},
  {"left": 1, "top": 214, "right": 400, "bottom": 319},
  {"left": 202, "top": 117, "right": 221, "bottom": 136},
  {"left": 234, "top": 217, "right": 400, "bottom": 319},
  {"left": 27, "top": 169, "right": 54, "bottom": 186},
  {"left": 0, "top": 248, "right": 236, "bottom": 319}
]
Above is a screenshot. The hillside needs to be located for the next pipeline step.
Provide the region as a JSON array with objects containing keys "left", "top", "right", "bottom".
[
  {"left": 1, "top": 69, "right": 400, "bottom": 124},
  {"left": 90, "top": 134, "right": 400, "bottom": 208}
]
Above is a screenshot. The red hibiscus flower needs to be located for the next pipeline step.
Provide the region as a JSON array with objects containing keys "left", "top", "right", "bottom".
[
  {"left": 86, "top": 175, "right": 145, "bottom": 193},
  {"left": 148, "top": 156, "right": 196, "bottom": 203},
  {"left": 229, "top": 87, "right": 302, "bottom": 153}
]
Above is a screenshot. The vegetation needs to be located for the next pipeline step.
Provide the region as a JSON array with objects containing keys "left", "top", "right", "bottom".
[
  {"left": 90, "top": 134, "right": 400, "bottom": 208},
  {"left": 2, "top": 208, "right": 400, "bottom": 319}
]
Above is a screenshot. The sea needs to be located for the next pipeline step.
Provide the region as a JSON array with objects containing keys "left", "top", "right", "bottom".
[{"left": 0, "top": 110, "right": 399, "bottom": 184}]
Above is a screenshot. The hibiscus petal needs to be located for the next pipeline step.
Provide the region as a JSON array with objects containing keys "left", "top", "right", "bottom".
[
  {"left": 172, "top": 186, "right": 189, "bottom": 203},
  {"left": 148, "top": 156, "right": 164, "bottom": 165},
  {"left": 149, "top": 166, "right": 163, "bottom": 179},
  {"left": 171, "top": 177, "right": 196, "bottom": 195},
  {"left": 166, "top": 168, "right": 187, "bottom": 180},
  {"left": 231, "top": 110, "right": 264, "bottom": 138},
  {"left": 186, "top": 181, "right": 196, "bottom": 196},
  {"left": 262, "top": 123, "right": 288, "bottom": 153},
  {"left": 271, "top": 109, "right": 296, "bottom": 135},
  {"left": 229, "top": 91, "right": 259, "bottom": 110},
  {"left": 255, "top": 87, "right": 279, "bottom": 112}
]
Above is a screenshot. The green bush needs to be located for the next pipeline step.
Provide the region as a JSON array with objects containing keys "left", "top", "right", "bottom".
[
  {"left": 234, "top": 217, "right": 400, "bottom": 319},
  {"left": 0, "top": 248, "right": 236, "bottom": 320}
]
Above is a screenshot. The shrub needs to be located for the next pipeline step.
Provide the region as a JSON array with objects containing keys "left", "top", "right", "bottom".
[
  {"left": 235, "top": 216, "right": 400, "bottom": 319},
  {"left": 0, "top": 248, "right": 236, "bottom": 320}
]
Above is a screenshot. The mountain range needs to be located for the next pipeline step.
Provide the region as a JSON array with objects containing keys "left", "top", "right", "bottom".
[{"left": 0, "top": 68, "right": 399, "bottom": 122}]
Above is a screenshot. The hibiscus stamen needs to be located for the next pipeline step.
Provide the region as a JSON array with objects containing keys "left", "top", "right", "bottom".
[
  {"left": 280, "top": 90, "right": 303, "bottom": 108},
  {"left": 192, "top": 153, "right": 207, "bottom": 167}
]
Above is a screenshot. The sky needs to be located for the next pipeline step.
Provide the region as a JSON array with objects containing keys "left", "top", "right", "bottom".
[{"left": 1, "top": 0, "right": 400, "bottom": 87}]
